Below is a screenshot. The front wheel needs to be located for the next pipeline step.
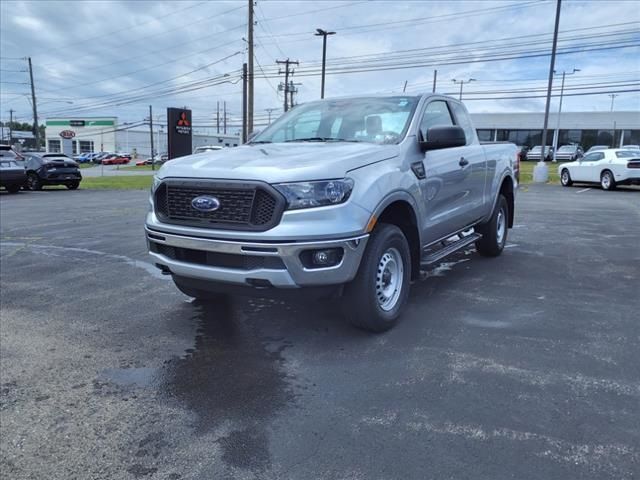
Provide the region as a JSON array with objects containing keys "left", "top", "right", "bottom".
[
  {"left": 601, "top": 170, "right": 616, "bottom": 190},
  {"left": 342, "top": 223, "right": 411, "bottom": 332},
  {"left": 26, "top": 173, "right": 42, "bottom": 191},
  {"left": 560, "top": 169, "right": 573, "bottom": 187},
  {"left": 475, "top": 194, "right": 508, "bottom": 257},
  {"left": 66, "top": 181, "right": 80, "bottom": 190}
]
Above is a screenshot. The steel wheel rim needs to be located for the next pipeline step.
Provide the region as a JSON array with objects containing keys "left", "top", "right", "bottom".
[
  {"left": 562, "top": 171, "right": 569, "bottom": 185},
  {"left": 602, "top": 173, "right": 610, "bottom": 189},
  {"left": 496, "top": 208, "right": 506, "bottom": 245},
  {"left": 376, "top": 247, "right": 403, "bottom": 312}
]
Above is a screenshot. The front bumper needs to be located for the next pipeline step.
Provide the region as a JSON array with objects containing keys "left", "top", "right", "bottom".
[{"left": 146, "top": 227, "right": 369, "bottom": 288}]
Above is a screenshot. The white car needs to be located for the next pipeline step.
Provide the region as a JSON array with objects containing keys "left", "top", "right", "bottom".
[{"left": 559, "top": 148, "right": 640, "bottom": 190}]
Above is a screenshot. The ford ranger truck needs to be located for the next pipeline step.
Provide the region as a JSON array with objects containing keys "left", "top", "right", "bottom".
[{"left": 146, "top": 94, "right": 518, "bottom": 332}]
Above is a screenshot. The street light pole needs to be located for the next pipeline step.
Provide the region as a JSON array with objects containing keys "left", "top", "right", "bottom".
[
  {"left": 452, "top": 78, "right": 476, "bottom": 100},
  {"left": 265, "top": 108, "right": 277, "bottom": 124},
  {"left": 552, "top": 68, "right": 579, "bottom": 162},
  {"left": 608, "top": 94, "right": 618, "bottom": 112},
  {"left": 315, "top": 28, "right": 336, "bottom": 99}
]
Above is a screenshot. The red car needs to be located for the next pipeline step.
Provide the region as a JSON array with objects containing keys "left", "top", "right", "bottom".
[{"left": 101, "top": 154, "right": 130, "bottom": 165}]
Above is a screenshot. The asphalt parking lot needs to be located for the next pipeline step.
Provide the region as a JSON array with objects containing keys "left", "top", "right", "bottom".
[{"left": 1, "top": 184, "right": 639, "bottom": 480}]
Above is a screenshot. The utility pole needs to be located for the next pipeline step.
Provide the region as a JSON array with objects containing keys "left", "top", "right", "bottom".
[
  {"left": 223, "top": 101, "right": 227, "bottom": 134},
  {"left": 608, "top": 94, "right": 618, "bottom": 112},
  {"left": 149, "top": 105, "right": 155, "bottom": 171},
  {"left": 452, "top": 78, "right": 476, "bottom": 100},
  {"left": 265, "top": 108, "right": 277, "bottom": 124},
  {"left": 8, "top": 109, "right": 13, "bottom": 145},
  {"left": 27, "top": 57, "right": 40, "bottom": 150},
  {"left": 402, "top": 81, "right": 408, "bottom": 93},
  {"left": 432, "top": 69, "right": 438, "bottom": 93},
  {"left": 552, "top": 68, "right": 579, "bottom": 162},
  {"left": 277, "top": 59, "right": 299, "bottom": 112},
  {"left": 315, "top": 28, "right": 336, "bottom": 99},
  {"left": 534, "top": 0, "right": 562, "bottom": 183},
  {"left": 242, "top": 62, "right": 248, "bottom": 143},
  {"left": 216, "top": 101, "right": 220, "bottom": 133},
  {"left": 247, "top": 0, "right": 254, "bottom": 135}
]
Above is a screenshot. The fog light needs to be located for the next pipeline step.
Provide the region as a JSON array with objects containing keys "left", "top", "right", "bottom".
[{"left": 300, "top": 248, "right": 344, "bottom": 269}]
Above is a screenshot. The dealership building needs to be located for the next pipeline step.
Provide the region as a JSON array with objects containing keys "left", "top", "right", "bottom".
[
  {"left": 44, "top": 117, "right": 240, "bottom": 157},
  {"left": 44, "top": 111, "right": 639, "bottom": 155}
]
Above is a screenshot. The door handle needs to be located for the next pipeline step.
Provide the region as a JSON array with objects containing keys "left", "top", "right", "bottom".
[{"left": 459, "top": 157, "right": 469, "bottom": 167}]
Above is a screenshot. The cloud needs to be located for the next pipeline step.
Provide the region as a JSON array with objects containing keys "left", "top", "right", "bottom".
[{"left": 1, "top": 0, "right": 638, "bottom": 126}]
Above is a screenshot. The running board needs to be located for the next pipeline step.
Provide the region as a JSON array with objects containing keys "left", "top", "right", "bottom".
[{"left": 420, "top": 232, "right": 481, "bottom": 267}]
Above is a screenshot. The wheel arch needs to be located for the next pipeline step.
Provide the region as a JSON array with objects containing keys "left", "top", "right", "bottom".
[
  {"left": 371, "top": 194, "right": 421, "bottom": 281},
  {"left": 497, "top": 175, "right": 515, "bottom": 228}
]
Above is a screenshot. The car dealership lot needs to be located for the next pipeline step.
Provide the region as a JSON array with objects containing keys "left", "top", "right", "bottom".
[{"left": 1, "top": 185, "right": 639, "bottom": 480}]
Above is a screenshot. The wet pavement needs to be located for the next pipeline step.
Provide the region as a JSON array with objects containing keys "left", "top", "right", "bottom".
[{"left": 1, "top": 185, "right": 639, "bottom": 479}]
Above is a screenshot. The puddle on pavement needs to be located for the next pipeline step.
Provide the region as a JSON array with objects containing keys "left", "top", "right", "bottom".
[
  {"left": 99, "top": 367, "right": 159, "bottom": 388},
  {"left": 160, "top": 296, "right": 294, "bottom": 472}
]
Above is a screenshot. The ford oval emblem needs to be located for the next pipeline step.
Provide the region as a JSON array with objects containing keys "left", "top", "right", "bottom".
[{"left": 191, "top": 195, "right": 220, "bottom": 212}]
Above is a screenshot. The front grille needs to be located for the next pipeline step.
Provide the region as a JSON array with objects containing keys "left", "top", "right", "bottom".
[
  {"left": 149, "top": 242, "right": 286, "bottom": 270},
  {"left": 155, "top": 180, "right": 284, "bottom": 231}
]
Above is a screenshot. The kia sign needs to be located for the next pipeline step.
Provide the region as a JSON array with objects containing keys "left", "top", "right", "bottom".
[
  {"left": 167, "top": 108, "right": 192, "bottom": 159},
  {"left": 59, "top": 130, "right": 76, "bottom": 139}
]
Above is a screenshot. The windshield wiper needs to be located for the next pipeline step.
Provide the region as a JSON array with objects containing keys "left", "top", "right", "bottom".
[{"left": 284, "top": 137, "right": 362, "bottom": 143}]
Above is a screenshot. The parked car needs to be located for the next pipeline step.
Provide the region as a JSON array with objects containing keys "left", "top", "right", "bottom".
[
  {"left": 101, "top": 154, "right": 130, "bottom": 165},
  {"left": 92, "top": 152, "right": 112, "bottom": 164},
  {"left": 516, "top": 145, "right": 529, "bottom": 162},
  {"left": 554, "top": 144, "right": 583, "bottom": 162},
  {"left": 136, "top": 158, "right": 153, "bottom": 166},
  {"left": 622, "top": 144, "right": 640, "bottom": 150},
  {"left": 23, "top": 153, "right": 82, "bottom": 190},
  {"left": 0, "top": 158, "right": 27, "bottom": 193},
  {"left": 585, "top": 145, "right": 609, "bottom": 154},
  {"left": 559, "top": 148, "right": 640, "bottom": 190},
  {"left": 526, "top": 145, "right": 554, "bottom": 161},
  {"left": 74, "top": 153, "right": 94, "bottom": 163},
  {"left": 0, "top": 144, "right": 26, "bottom": 163},
  {"left": 193, "top": 145, "right": 223, "bottom": 154},
  {"left": 146, "top": 94, "right": 518, "bottom": 332}
]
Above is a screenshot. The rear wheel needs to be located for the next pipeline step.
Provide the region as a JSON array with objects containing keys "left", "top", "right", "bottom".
[
  {"left": 26, "top": 173, "right": 42, "bottom": 191},
  {"left": 600, "top": 170, "right": 616, "bottom": 190},
  {"left": 6, "top": 184, "right": 21, "bottom": 194},
  {"left": 475, "top": 194, "right": 508, "bottom": 257},
  {"left": 560, "top": 169, "right": 573, "bottom": 187},
  {"left": 66, "top": 181, "right": 80, "bottom": 190},
  {"left": 342, "top": 223, "right": 411, "bottom": 332}
]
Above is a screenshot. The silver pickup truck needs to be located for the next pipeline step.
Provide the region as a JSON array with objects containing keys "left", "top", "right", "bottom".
[{"left": 146, "top": 94, "right": 518, "bottom": 331}]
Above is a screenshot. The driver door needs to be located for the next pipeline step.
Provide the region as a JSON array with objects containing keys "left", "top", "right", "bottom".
[{"left": 574, "top": 152, "right": 603, "bottom": 182}]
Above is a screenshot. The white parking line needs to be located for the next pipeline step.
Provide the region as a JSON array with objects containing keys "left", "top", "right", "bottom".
[{"left": 576, "top": 188, "right": 592, "bottom": 194}]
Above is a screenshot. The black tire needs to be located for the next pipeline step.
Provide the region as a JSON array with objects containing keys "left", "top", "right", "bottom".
[
  {"left": 172, "top": 277, "right": 226, "bottom": 303},
  {"left": 342, "top": 223, "right": 411, "bottom": 332},
  {"left": 600, "top": 170, "right": 616, "bottom": 191},
  {"left": 6, "top": 184, "right": 21, "bottom": 194},
  {"left": 66, "top": 181, "right": 80, "bottom": 190},
  {"left": 26, "top": 173, "right": 42, "bottom": 191},
  {"left": 560, "top": 169, "right": 573, "bottom": 187},
  {"left": 475, "top": 194, "right": 508, "bottom": 257}
]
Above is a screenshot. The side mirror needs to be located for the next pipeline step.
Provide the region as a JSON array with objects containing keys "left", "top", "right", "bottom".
[{"left": 419, "top": 126, "right": 466, "bottom": 152}]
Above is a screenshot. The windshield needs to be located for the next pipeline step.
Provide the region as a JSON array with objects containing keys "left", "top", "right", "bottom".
[{"left": 251, "top": 96, "right": 419, "bottom": 145}]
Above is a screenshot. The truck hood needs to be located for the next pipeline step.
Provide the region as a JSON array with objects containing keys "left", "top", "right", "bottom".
[{"left": 157, "top": 142, "right": 399, "bottom": 183}]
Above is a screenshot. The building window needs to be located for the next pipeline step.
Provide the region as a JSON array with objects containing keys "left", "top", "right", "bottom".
[
  {"left": 72, "top": 141, "right": 78, "bottom": 155},
  {"left": 48, "top": 139, "right": 61, "bottom": 152},
  {"left": 477, "top": 129, "right": 493, "bottom": 142},
  {"left": 79, "top": 140, "right": 94, "bottom": 153},
  {"left": 622, "top": 130, "right": 640, "bottom": 146}
]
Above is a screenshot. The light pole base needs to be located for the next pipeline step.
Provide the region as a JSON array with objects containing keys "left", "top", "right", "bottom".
[{"left": 533, "top": 161, "right": 549, "bottom": 183}]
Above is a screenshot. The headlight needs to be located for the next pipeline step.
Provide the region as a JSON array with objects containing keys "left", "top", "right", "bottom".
[{"left": 274, "top": 179, "right": 354, "bottom": 210}]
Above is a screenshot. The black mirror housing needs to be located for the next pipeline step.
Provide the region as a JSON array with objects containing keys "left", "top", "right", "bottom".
[{"left": 420, "top": 126, "right": 466, "bottom": 151}]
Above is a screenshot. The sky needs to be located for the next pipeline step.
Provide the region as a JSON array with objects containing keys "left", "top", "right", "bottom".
[{"left": 1, "top": 0, "right": 639, "bottom": 134}]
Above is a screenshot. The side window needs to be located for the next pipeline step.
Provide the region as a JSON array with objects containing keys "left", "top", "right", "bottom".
[
  {"left": 419, "top": 101, "right": 454, "bottom": 140},
  {"left": 583, "top": 152, "right": 604, "bottom": 162},
  {"left": 449, "top": 101, "right": 475, "bottom": 145}
]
